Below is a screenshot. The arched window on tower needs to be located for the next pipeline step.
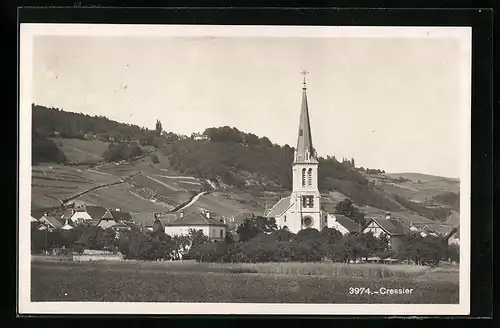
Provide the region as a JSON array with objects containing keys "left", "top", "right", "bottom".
[
  {"left": 307, "top": 168, "right": 313, "bottom": 186},
  {"left": 302, "top": 168, "right": 306, "bottom": 187}
]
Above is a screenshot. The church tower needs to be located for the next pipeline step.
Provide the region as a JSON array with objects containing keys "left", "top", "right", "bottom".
[{"left": 289, "top": 72, "right": 322, "bottom": 232}]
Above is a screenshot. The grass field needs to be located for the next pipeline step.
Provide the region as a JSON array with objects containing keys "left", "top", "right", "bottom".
[
  {"left": 31, "top": 261, "right": 459, "bottom": 304},
  {"left": 51, "top": 138, "right": 110, "bottom": 163}
]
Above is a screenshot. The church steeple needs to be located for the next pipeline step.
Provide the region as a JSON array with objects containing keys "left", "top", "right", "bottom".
[{"left": 294, "top": 70, "right": 317, "bottom": 163}]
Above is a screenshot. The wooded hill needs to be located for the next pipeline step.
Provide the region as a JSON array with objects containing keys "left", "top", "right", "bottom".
[{"left": 31, "top": 104, "right": 457, "bottom": 222}]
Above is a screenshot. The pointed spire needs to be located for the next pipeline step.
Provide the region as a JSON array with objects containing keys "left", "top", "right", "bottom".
[{"left": 295, "top": 71, "right": 317, "bottom": 163}]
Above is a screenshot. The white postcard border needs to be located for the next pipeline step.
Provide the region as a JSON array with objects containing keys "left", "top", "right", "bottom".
[{"left": 18, "top": 23, "right": 472, "bottom": 316}]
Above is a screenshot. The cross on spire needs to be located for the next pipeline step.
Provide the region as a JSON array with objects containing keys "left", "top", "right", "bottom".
[{"left": 300, "top": 70, "right": 309, "bottom": 88}]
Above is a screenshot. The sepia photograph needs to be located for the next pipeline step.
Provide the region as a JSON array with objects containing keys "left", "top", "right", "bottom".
[{"left": 19, "top": 24, "right": 471, "bottom": 315}]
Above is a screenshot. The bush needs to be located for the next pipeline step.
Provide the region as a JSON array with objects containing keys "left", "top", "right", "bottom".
[{"left": 150, "top": 153, "right": 160, "bottom": 164}]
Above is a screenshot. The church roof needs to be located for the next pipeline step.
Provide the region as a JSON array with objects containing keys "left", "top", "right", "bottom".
[
  {"left": 294, "top": 79, "right": 318, "bottom": 164},
  {"left": 265, "top": 197, "right": 293, "bottom": 218}
]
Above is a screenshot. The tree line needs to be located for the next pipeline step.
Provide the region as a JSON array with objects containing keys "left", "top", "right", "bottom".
[
  {"left": 32, "top": 104, "right": 154, "bottom": 142},
  {"left": 32, "top": 215, "right": 459, "bottom": 266}
]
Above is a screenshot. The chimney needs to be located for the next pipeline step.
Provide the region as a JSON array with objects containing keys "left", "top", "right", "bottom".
[
  {"left": 179, "top": 211, "right": 184, "bottom": 218},
  {"left": 115, "top": 208, "right": 120, "bottom": 212},
  {"left": 385, "top": 212, "right": 391, "bottom": 220},
  {"left": 205, "top": 211, "right": 211, "bottom": 219}
]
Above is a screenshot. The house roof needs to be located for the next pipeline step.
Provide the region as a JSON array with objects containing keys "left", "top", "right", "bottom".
[
  {"left": 102, "top": 209, "right": 133, "bottom": 222},
  {"left": 40, "top": 216, "right": 63, "bottom": 229},
  {"left": 122, "top": 221, "right": 142, "bottom": 231},
  {"left": 421, "top": 225, "right": 438, "bottom": 235},
  {"left": 445, "top": 225, "right": 460, "bottom": 240},
  {"left": 365, "top": 217, "right": 408, "bottom": 236},
  {"left": 165, "top": 212, "right": 227, "bottom": 227},
  {"left": 61, "top": 222, "right": 75, "bottom": 230},
  {"left": 32, "top": 213, "right": 44, "bottom": 220},
  {"left": 265, "top": 197, "right": 292, "bottom": 218},
  {"left": 97, "top": 219, "right": 117, "bottom": 230},
  {"left": 334, "top": 215, "right": 361, "bottom": 233},
  {"left": 83, "top": 205, "right": 107, "bottom": 220},
  {"left": 30, "top": 215, "right": 39, "bottom": 222},
  {"left": 156, "top": 213, "right": 179, "bottom": 227},
  {"left": 131, "top": 212, "right": 158, "bottom": 227}
]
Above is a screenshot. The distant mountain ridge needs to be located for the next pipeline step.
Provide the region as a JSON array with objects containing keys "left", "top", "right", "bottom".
[{"left": 31, "top": 104, "right": 459, "bottom": 224}]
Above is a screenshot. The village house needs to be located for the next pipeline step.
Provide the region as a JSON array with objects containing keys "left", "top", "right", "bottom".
[
  {"left": 445, "top": 225, "right": 460, "bottom": 246},
  {"left": 35, "top": 213, "right": 64, "bottom": 231},
  {"left": 228, "top": 211, "right": 255, "bottom": 230},
  {"left": 360, "top": 213, "right": 409, "bottom": 252},
  {"left": 324, "top": 213, "right": 360, "bottom": 235},
  {"left": 163, "top": 210, "right": 228, "bottom": 242},
  {"left": 409, "top": 223, "right": 440, "bottom": 237},
  {"left": 60, "top": 218, "right": 75, "bottom": 231},
  {"left": 131, "top": 212, "right": 156, "bottom": 231},
  {"left": 69, "top": 205, "right": 107, "bottom": 225},
  {"left": 96, "top": 208, "right": 133, "bottom": 230},
  {"left": 131, "top": 212, "right": 179, "bottom": 232}
]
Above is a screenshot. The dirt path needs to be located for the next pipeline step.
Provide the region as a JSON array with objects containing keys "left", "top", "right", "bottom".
[
  {"left": 145, "top": 176, "right": 179, "bottom": 192},
  {"left": 176, "top": 191, "right": 208, "bottom": 212},
  {"left": 64, "top": 146, "right": 103, "bottom": 160}
]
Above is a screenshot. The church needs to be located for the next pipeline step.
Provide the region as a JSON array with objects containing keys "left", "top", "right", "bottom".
[{"left": 264, "top": 73, "right": 330, "bottom": 233}]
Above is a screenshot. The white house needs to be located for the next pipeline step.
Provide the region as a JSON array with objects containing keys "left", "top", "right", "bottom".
[
  {"left": 445, "top": 225, "right": 460, "bottom": 246},
  {"left": 69, "top": 205, "right": 107, "bottom": 224},
  {"left": 37, "top": 214, "right": 63, "bottom": 231},
  {"left": 409, "top": 223, "right": 440, "bottom": 237},
  {"left": 360, "top": 213, "right": 409, "bottom": 252},
  {"left": 163, "top": 210, "right": 228, "bottom": 242},
  {"left": 60, "top": 218, "right": 75, "bottom": 230},
  {"left": 325, "top": 213, "right": 360, "bottom": 235},
  {"left": 96, "top": 208, "right": 133, "bottom": 230},
  {"left": 131, "top": 212, "right": 179, "bottom": 232}
]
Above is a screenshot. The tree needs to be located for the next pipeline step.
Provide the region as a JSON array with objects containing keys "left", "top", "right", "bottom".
[
  {"left": 447, "top": 243, "right": 460, "bottom": 263},
  {"left": 335, "top": 198, "right": 366, "bottom": 226},
  {"left": 224, "top": 233, "right": 235, "bottom": 244},
  {"left": 155, "top": 120, "right": 163, "bottom": 137},
  {"left": 150, "top": 153, "right": 160, "bottom": 164},
  {"left": 296, "top": 228, "right": 321, "bottom": 241},
  {"left": 320, "top": 227, "right": 343, "bottom": 245},
  {"left": 236, "top": 216, "right": 277, "bottom": 242}
]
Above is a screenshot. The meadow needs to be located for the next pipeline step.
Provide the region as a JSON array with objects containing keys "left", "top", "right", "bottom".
[{"left": 31, "top": 260, "right": 459, "bottom": 304}]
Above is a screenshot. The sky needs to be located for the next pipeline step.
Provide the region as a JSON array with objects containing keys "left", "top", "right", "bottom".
[{"left": 32, "top": 34, "right": 465, "bottom": 178}]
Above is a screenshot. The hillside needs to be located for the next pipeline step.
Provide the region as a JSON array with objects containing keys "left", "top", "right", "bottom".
[{"left": 30, "top": 104, "right": 460, "bottom": 226}]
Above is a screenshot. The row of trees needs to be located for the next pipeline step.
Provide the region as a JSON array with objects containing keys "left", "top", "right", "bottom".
[
  {"left": 195, "top": 216, "right": 458, "bottom": 265},
  {"left": 30, "top": 222, "right": 212, "bottom": 261},
  {"left": 31, "top": 214, "right": 459, "bottom": 265},
  {"left": 102, "top": 142, "right": 144, "bottom": 162},
  {"left": 32, "top": 104, "right": 154, "bottom": 142}
]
